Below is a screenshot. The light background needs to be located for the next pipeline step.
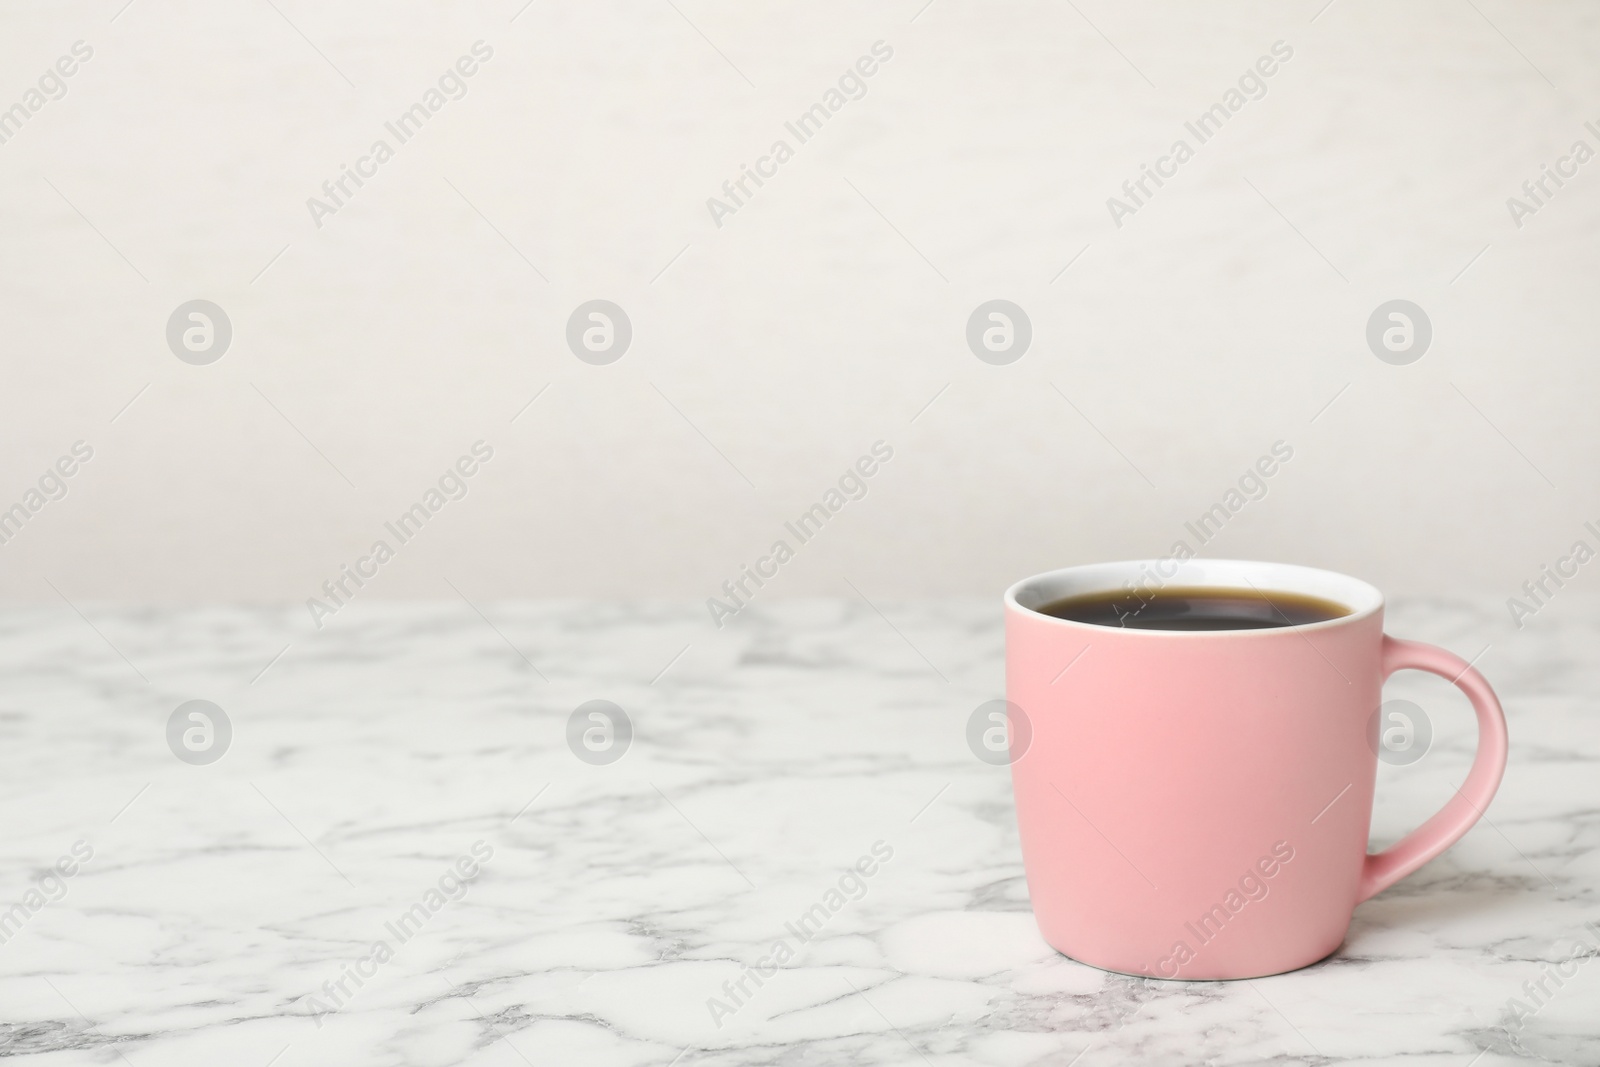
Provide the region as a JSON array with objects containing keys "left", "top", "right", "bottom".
[{"left": 1, "top": 0, "right": 1597, "bottom": 622}]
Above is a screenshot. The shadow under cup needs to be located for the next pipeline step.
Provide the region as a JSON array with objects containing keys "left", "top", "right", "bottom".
[{"left": 1003, "top": 559, "right": 1482, "bottom": 980}]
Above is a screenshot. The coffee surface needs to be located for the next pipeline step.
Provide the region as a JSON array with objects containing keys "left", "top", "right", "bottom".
[{"left": 1035, "top": 586, "right": 1350, "bottom": 631}]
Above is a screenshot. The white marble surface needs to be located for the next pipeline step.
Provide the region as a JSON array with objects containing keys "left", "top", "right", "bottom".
[{"left": 0, "top": 596, "right": 1595, "bottom": 1065}]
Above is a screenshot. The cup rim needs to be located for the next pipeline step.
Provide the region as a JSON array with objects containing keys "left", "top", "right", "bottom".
[{"left": 1003, "top": 558, "right": 1384, "bottom": 638}]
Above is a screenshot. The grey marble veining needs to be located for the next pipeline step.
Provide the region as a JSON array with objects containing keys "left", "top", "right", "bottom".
[{"left": 0, "top": 596, "right": 1594, "bottom": 1065}]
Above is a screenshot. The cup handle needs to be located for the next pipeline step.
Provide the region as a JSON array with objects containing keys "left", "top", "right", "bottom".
[{"left": 1357, "top": 636, "right": 1509, "bottom": 902}]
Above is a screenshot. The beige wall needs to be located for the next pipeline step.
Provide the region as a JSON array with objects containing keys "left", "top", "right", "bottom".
[{"left": 1, "top": 1, "right": 1596, "bottom": 608}]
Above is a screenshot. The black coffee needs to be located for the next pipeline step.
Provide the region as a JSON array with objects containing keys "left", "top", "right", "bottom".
[{"left": 1035, "top": 586, "right": 1349, "bottom": 631}]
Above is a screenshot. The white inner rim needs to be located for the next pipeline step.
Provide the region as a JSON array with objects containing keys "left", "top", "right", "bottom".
[{"left": 1005, "top": 559, "right": 1383, "bottom": 634}]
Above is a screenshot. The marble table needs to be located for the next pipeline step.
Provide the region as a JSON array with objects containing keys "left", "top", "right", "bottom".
[{"left": 0, "top": 597, "right": 1594, "bottom": 1065}]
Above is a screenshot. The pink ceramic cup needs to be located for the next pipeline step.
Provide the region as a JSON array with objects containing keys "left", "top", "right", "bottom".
[{"left": 1004, "top": 559, "right": 1508, "bottom": 980}]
